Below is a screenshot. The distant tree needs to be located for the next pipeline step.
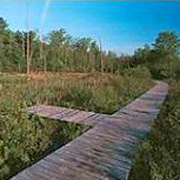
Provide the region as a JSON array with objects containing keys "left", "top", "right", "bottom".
[
  {"left": 147, "top": 31, "right": 180, "bottom": 79},
  {"left": 90, "top": 41, "right": 100, "bottom": 72},
  {"left": 0, "top": 16, "right": 123, "bottom": 73},
  {"left": 48, "top": 29, "right": 68, "bottom": 71},
  {"left": 134, "top": 44, "right": 151, "bottom": 64},
  {"left": 73, "top": 37, "right": 93, "bottom": 71},
  {"left": 106, "top": 51, "right": 117, "bottom": 73},
  {"left": 0, "top": 17, "right": 17, "bottom": 72},
  {"left": 153, "top": 31, "right": 180, "bottom": 56},
  {"left": 24, "top": 30, "right": 37, "bottom": 73},
  {"left": 0, "top": 17, "right": 8, "bottom": 32}
]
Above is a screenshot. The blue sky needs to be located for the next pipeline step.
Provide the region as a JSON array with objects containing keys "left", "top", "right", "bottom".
[{"left": 0, "top": 1, "right": 180, "bottom": 55}]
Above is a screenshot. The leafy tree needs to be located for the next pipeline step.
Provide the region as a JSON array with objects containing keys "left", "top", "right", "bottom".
[
  {"left": 0, "top": 17, "right": 8, "bottom": 32},
  {"left": 153, "top": 31, "right": 180, "bottom": 56},
  {"left": 48, "top": 29, "right": 69, "bottom": 71},
  {"left": 134, "top": 44, "right": 151, "bottom": 65},
  {"left": 0, "top": 17, "right": 126, "bottom": 73},
  {"left": 72, "top": 37, "right": 93, "bottom": 72},
  {"left": 1, "top": 16, "right": 179, "bottom": 75}
]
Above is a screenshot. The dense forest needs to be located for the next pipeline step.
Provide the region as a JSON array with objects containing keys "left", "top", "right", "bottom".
[
  {"left": 0, "top": 17, "right": 132, "bottom": 73},
  {"left": 0, "top": 16, "right": 180, "bottom": 79}
]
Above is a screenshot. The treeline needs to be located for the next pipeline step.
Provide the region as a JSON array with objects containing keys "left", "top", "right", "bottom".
[
  {"left": 0, "top": 17, "right": 133, "bottom": 73},
  {"left": 133, "top": 31, "right": 180, "bottom": 79},
  {"left": 0, "top": 16, "right": 180, "bottom": 77}
]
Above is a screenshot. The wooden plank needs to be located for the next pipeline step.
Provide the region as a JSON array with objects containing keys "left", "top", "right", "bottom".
[{"left": 11, "top": 81, "right": 168, "bottom": 180}]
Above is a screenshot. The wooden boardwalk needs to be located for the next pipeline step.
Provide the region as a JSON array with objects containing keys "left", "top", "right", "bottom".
[{"left": 11, "top": 81, "right": 168, "bottom": 180}]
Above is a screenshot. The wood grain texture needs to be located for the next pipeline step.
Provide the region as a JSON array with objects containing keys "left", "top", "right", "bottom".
[{"left": 11, "top": 81, "right": 168, "bottom": 180}]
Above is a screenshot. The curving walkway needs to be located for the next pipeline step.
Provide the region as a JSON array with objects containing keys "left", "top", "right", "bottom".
[{"left": 11, "top": 81, "right": 168, "bottom": 180}]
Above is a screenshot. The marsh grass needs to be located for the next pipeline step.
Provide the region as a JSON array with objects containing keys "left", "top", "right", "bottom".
[
  {"left": 129, "top": 80, "right": 180, "bottom": 180},
  {"left": 0, "top": 70, "right": 153, "bottom": 179}
]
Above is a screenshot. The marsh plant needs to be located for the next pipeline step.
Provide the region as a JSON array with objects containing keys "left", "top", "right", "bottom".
[
  {"left": 129, "top": 80, "right": 180, "bottom": 180},
  {"left": 0, "top": 71, "right": 153, "bottom": 179}
]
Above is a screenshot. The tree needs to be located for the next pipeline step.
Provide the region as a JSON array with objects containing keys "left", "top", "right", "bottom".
[
  {"left": 153, "top": 31, "right": 180, "bottom": 56},
  {"left": 24, "top": 30, "right": 37, "bottom": 73},
  {"left": 0, "top": 17, "right": 21, "bottom": 72},
  {"left": 48, "top": 29, "right": 68, "bottom": 71},
  {"left": 0, "top": 17, "right": 8, "bottom": 32},
  {"left": 134, "top": 44, "right": 151, "bottom": 65},
  {"left": 98, "top": 38, "right": 104, "bottom": 73},
  {"left": 72, "top": 37, "right": 92, "bottom": 72},
  {"left": 0, "top": 16, "right": 123, "bottom": 73},
  {"left": 148, "top": 31, "right": 180, "bottom": 79},
  {"left": 107, "top": 51, "right": 117, "bottom": 73},
  {"left": 90, "top": 41, "right": 100, "bottom": 72}
]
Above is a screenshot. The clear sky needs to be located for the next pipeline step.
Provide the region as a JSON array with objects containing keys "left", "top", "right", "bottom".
[{"left": 0, "top": 1, "right": 180, "bottom": 55}]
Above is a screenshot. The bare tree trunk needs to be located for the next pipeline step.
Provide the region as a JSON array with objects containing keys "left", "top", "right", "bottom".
[
  {"left": 43, "top": 44, "right": 47, "bottom": 73},
  {"left": 99, "top": 38, "right": 104, "bottom": 73},
  {"left": 26, "top": 3, "right": 30, "bottom": 74},
  {"left": 22, "top": 37, "right": 26, "bottom": 73},
  {"left": 73, "top": 50, "right": 76, "bottom": 72},
  {"left": 91, "top": 53, "right": 95, "bottom": 73},
  {"left": 26, "top": 32, "right": 30, "bottom": 74},
  {"left": 43, "top": 55, "right": 46, "bottom": 73},
  {"left": 30, "top": 42, "right": 34, "bottom": 72},
  {"left": 40, "top": 37, "right": 43, "bottom": 72},
  {"left": 39, "top": 33, "right": 46, "bottom": 73},
  {"left": 111, "top": 60, "right": 114, "bottom": 73}
]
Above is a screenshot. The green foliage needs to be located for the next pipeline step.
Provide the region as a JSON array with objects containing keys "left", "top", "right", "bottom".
[
  {"left": 129, "top": 80, "right": 180, "bottom": 180},
  {"left": 0, "top": 17, "right": 126, "bottom": 73},
  {"left": 134, "top": 44, "right": 151, "bottom": 65},
  {"left": 2, "top": 16, "right": 177, "bottom": 180},
  {"left": 60, "top": 85, "right": 93, "bottom": 110},
  {"left": 153, "top": 31, "right": 180, "bottom": 56},
  {"left": 148, "top": 55, "right": 180, "bottom": 79},
  {"left": 55, "top": 70, "right": 153, "bottom": 114},
  {"left": 0, "top": 17, "right": 8, "bottom": 31},
  {"left": 129, "top": 31, "right": 180, "bottom": 178},
  {"left": 0, "top": 72, "right": 153, "bottom": 179},
  {"left": 133, "top": 31, "right": 180, "bottom": 80},
  {"left": 0, "top": 99, "right": 87, "bottom": 179}
]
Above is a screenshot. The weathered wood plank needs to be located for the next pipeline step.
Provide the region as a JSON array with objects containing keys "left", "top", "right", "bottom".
[{"left": 11, "top": 81, "right": 168, "bottom": 180}]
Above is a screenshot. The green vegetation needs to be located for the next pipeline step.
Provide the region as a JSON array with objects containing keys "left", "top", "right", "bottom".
[
  {"left": 55, "top": 70, "right": 153, "bottom": 114},
  {"left": 129, "top": 80, "right": 180, "bottom": 180},
  {"left": 0, "top": 72, "right": 153, "bottom": 179},
  {"left": 129, "top": 31, "right": 180, "bottom": 180},
  {"left": 0, "top": 15, "right": 180, "bottom": 180},
  {"left": 0, "top": 17, "right": 131, "bottom": 74},
  {"left": 134, "top": 31, "right": 180, "bottom": 79}
]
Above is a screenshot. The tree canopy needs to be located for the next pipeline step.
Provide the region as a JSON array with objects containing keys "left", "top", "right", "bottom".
[
  {"left": 0, "top": 17, "right": 125, "bottom": 73},
  {"left": 153, "top": 31, "right": 180, "bottom": 56},
  {"left": 0, "top": 17, "right": 179, "bottom": 76}
]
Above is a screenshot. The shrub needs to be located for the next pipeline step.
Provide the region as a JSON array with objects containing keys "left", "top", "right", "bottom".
[{"left": 148, "top": 55, "right": 180, "bottom": 80}]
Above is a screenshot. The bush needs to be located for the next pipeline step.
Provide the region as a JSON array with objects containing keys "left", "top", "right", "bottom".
[
  {"left": 58, "top": 85, "right": 93, "bottom": 110},
  {"left": 54, "top": 71, "right": 153, "bottom": 114},
  {"left": 148, "top": 55, "right": 180, "bottom": 80},
  {"left": 91, "top": 86, "right": 119, "bottom": 114},
  {"left": 0, "top": 100, "right": 87, "bottom": 179}
]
